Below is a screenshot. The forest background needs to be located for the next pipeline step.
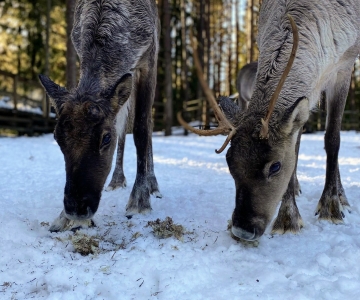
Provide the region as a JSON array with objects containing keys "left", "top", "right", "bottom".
[{"left": 0, "top": 0, "right": 359, "bottom": 135}]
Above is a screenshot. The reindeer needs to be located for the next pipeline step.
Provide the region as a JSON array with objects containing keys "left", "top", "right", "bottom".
[
  {"left": 235, "top": 62, "right": 258, "bottom": 111},
  {"left": 179, "top": 0, "right": 360, "bottom": 241},
  {"left": 39, "top": 0, "right": 162, "bottom": 232}
]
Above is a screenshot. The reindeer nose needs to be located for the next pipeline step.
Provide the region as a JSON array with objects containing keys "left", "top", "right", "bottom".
[
  {"left": 63, "top": 195, "right": 95, "bottom": 220},
  {"left": 231, "top": 226, "right": 258, "bottom": 241},
  {"left": 231, "top": 208, "right": 266, "bottom": 241}
]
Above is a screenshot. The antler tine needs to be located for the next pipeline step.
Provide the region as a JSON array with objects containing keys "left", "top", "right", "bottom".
[
  {"left": 177, "top": 111, "right": 232, "bottom": 136},
  {"left": 176, "top": 30, "right": 236, "bottom": 154},
  {"left": 259, "top": 14, "right": 299, "bottom": 139}
]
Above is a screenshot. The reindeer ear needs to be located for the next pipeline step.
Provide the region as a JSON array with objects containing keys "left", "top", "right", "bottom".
[
  {"left": 39, "top": 74, "right": 69, "bottom": 114},
  {"left": 218, "top": 96, "right": 241, "bottom": 126},
  {"left": 107, "top": 73, "right": 133, "bottom": 113},
  {"left": 280, "top": 96, "right": 309, "bottom": 135}
]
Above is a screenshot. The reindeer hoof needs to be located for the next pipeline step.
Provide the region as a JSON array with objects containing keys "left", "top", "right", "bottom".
[
  {"left": 125, "top": 207, "right": 152, "bottom": 219},
  {"left": 125, "top": 184, "right": 153, "bottom": 217},
  {"left": 271, "top": 194, "right": 304, "bottom": 235},
  {"left": 49, "top": 210, "right": 96, "bottom": 232},
  {"left": 271, "top": 216, "right": 304, "bottom": 235},
  {"left": 147, "top": 175, "right": 162, "bottom": 198},
  {"left": 125, "top": 201, "right": 152, "bottom": 218},
  {"left": 339, "top": 194, "right": 351, "bottom": 213},
  {"left": 105, "top": 177, "right": 127, "bottom": 191},
  {"left": 315, "top": 195, "right": 345, "bottom": 224}
]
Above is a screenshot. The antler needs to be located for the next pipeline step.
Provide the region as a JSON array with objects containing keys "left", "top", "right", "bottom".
[
  {"left": 177, "top": 31, "right": 236, "bottom": 154},
  {"left": 259, "top": 14, "right": 299, "bottom": 139}
]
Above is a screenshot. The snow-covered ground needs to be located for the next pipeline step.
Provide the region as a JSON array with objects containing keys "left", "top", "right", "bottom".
[{"left": 0, "top": 130, "right": 359, "bottom": 299}]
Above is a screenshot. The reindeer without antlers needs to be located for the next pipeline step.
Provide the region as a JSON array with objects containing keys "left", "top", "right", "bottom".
[
  {"left": 179, "top": 0, "right": 360, "bottom": 241},
  {"left": 39, "top": 0, "right": 162, "bottom": 232}
]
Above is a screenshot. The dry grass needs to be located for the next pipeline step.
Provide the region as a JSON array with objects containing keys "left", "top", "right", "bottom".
[
  {"left": 70, "top": 232, "right": 100, "bottom": 256},
  {"left": 147, "top": 217, "right": 186, "bottom": 241}
]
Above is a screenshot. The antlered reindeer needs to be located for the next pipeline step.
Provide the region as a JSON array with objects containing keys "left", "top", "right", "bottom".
[
  {"left": 39, "top": 0, "right": 162, "bottom": 232},
  {"left": 179, "top": 0, "right": 360, "bottom": 241}
]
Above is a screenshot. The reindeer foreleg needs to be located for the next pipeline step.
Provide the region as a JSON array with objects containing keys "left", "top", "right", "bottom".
[{"left": 125, "top": 53, "right": 161, "bottom": 217}]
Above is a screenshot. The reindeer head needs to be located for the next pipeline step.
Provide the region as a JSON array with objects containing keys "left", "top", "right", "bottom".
[
  {"left": 224, "top": 95, "right": 308, "bottom": 240},
  {"left": 39, "top": 73, "right": 132, "bottom": 221},
  {"left": 179, "top": 15, "right": 307, "bottom": 241}
]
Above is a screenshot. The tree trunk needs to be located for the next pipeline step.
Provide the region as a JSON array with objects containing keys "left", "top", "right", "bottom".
[
  {"left": 155, "top": 0, "right": 163, "bottom": 107},
  {"left": 235, "top": 0, "right": 240, "bottom": 76},
  {"left": 348, "top": 64, "right": 356, "bottom": 128},
  {"left": 163, "top": 0, "right": 173, "bottom": 136},
  {"left": 227, "top": 0, "right": 233, "bottom": 95},
  {"left": 217, "top": 8, "right": 224, "bottom": 95},
  {"left": 43, "top": 0, "right": 51, "bottom": 118},
  {"left": 249, "top": 0, "right": 255, "bottom": 62},
  {"left": 66, "top": 0, "right": 77, "bottom": 89},
  {"left": 180, "top": 0, "right": 188, "bottom": 103},
  {"left": 204, "top": 0, "right": 211, "bottom": 127},
  {"left": 196, "top": 0, "right": 205, "bottom": 100}
]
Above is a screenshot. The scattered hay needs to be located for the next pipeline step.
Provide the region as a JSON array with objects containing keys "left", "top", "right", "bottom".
[
  {"left": 104, "top": 221, "right": 116, "bottom": 227},
  {"left": 147, "top": 217, "right": 185, "bottom": 241},
  {"left": 1, "top": 282, "right": 14, "bottom": 289},
  {"left": 1, "top": 281, "right": 16, "bottom": 293},
  {"left": 131, "top": 232, "right": 142, "bottom": 241},
  {"left": 227, "top": 220, "right": 259, "bottom": 247},
  {"left": 70, "top": 232, "right": 99, "bottom": 256}
]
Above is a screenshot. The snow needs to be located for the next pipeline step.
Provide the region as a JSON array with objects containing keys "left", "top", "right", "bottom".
[{"left": 0, "top": 130, "right": 360, "bottom": 299}]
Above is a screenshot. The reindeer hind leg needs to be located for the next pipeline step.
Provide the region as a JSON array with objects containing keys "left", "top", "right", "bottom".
[{"left": 315, "top": 71, "right": 352, "bottom": 223}]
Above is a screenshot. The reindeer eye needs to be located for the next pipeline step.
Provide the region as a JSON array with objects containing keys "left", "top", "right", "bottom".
[
  {"left": 269, "top": 162, "right": 281, "bottom": 177},
  {"left": 101, "top": 133, "right": 111, "bottom": 147}
]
